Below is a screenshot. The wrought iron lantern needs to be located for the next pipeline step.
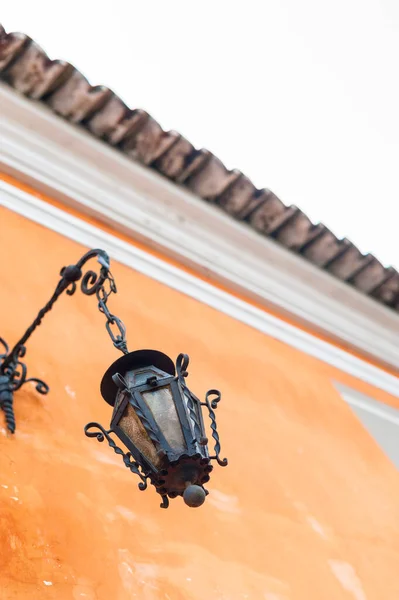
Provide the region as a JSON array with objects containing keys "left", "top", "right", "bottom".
[{"left": 0, "top": 249, "right": 227, "bottom": 508}]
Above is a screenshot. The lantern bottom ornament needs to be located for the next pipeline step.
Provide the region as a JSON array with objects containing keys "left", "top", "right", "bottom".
[{"left": 85, "top": 350, "right": 228, "bottom": 509}]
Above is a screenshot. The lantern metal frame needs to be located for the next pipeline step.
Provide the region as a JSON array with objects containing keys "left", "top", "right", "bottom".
[
  {"left": 86, "top": 351, "right": 227, "bottom": 508},
  {"left": 0, "top": 248, "right": 227, "bottom": 508}
]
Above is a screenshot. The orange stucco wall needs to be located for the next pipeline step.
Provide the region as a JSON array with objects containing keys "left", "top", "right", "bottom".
[{"left": 1, "top": 205, "right": 399, "bottom": 600}]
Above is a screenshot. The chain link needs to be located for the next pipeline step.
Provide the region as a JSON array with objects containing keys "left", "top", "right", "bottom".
[{"left": 96, "top": 270, "right": 128, "bottom": 355}]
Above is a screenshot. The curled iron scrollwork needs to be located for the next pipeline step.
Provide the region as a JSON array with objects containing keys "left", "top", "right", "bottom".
[
  {"left": 176, "top": 354, "right": 227, "bottom": 466},
  {"left": 202, "top": 390, "right": 228, "bottom": 467},
  {"left": 176, "top": 353, "right": 190, "bottom": 379},
  {"left": 160, "top": 495, "right": 170, "bottom": 509},
  {"left": 0, "top": 342, "right": 49, "bottom": 433},
  {"left": 0, "top": 338, "right": 9, "bottom": 359},
  {"left": 81, "top": 270, "right": 103, "bottom": 296},
  {"left": 0, "top": 248, "right": 127, "bottom": 433},
  {"left": 84, "top": 422, "right": 148, "bottom": 490},
  {"left": 25, "top": 378, "right": 50, "bottom": 395},
  {"left": 1, "top": 351, "right": 49, "bottom": 395},
  {"left": 9, "top": 360, "right": 27, "bottom": 391},
  {"left": 59, "top": 248, "right": 109, "bottom": 297}
]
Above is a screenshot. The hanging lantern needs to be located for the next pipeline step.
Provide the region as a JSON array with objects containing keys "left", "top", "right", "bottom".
[
  {"left": 0, "top": 245, "right": 228, "bottom": 510},
  {"left": 85, "top": 351, "right": 228, "bottom": 508}
]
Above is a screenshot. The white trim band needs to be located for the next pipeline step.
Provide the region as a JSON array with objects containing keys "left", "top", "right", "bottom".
[
  {"left": 0, "top": 84, "right": 398, "bottom": 369},
  {"left": 1, "top": 180, "right": 398, "bottom": 398}
]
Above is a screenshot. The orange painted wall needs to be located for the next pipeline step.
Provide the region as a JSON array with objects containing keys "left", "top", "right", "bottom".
[{"left": 1, "top": 205, "right": 399, "bottom": 600}]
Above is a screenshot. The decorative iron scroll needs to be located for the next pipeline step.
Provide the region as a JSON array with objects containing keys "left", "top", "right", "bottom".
[
  {"left": 84, "top": 421, "right": 148, "bottom": 490},
  {"left": 0, "top": 249, "right": 127, "bottom": 433},
  {"left": 176, "top": 353, "right": 228, "bottom": 467},
  {"left": 201, "top": 390, "right": 228, "bottom": 467}
]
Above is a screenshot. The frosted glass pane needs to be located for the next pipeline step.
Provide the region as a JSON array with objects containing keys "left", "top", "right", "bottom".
[
  {"left": 142, "top": 386, "right": 186, "bottom": 453},
  {"left": 119, "top": 402, "right": 161, "bottom": 468}
]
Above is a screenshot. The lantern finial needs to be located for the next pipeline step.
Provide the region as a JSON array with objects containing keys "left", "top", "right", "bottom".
[{"left": 183, "top": 484, "right": 206, "bottom": 508}]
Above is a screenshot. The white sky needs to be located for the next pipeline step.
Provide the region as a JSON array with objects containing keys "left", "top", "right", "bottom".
[{"left": 2, "top": 1, "right": 399, "bottom": 268}]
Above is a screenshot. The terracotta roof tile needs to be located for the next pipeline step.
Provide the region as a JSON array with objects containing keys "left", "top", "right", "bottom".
[
  {"left": 185, "top": 155, "right": 241, "bottom": 201},
  {"left": 0, "top": 24, "right": 397, "bottom": 314},
  {"left": 0, "top": 28, "right": 28, "bottom": 71},
  {"left": 249, "top": 192, "right": 296, "bottom": 235},
  {"left": 326, "top": 244, "right": 373, "bottom": 281},
  {"left": 153, "top": 135, "right": 196, "bottom": 180},
  {"left": 218, "top": 175, "right": 262, "bottom": 219},
  {"left": 47, "top": 69, "right": 111, "bottom": 122},
  {"left": 372, "top": 272, "right": 399, "bottom": 308},
  {"left": 88, "top": 95, "right": 141, "bottom": 143},
  {"left": 300, "top": 229, "right": 350, "bottom": 267},
  {"left": 351, "top": 258, "right": 392, "bottom": 294}
]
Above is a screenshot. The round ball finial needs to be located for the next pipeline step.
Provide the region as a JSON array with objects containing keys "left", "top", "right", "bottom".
[
  {"left": 183, "top": 485, "right": 206, "bottom": 508},
  {"left": 62, "top": 265, "right": 82, "bottom": 282}
]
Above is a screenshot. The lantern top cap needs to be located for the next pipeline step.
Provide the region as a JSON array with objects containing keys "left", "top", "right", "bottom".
[{"left": 101, "top": 349, "right": 176, "bottom": 405}]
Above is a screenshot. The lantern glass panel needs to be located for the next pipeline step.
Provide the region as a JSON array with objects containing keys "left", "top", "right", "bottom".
[
  {"left": 119, "top": 400, "right": 162, "bottom": 468},
  {"left": 142, "top": 385, "right": 186, "bottom": 454}
]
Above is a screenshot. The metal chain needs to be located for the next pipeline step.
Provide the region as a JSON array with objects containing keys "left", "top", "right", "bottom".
[{"left": 96, "top": 270, "right": 128, "bottom": 355}]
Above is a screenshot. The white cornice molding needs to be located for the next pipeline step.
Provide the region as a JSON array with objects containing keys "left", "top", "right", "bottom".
[
  {"left": 1, "top": 180, "right": 398, "bottom": 398},
  {"left": 0, "top": 83, "right": 398, "bottom": 369}
]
